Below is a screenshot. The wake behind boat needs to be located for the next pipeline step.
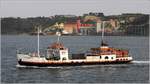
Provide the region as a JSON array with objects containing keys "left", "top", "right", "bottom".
[{"left": 16, "top": 22, "right": 133, "bottom": 67}]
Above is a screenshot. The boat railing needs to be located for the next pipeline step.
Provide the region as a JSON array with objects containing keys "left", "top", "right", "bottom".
[{"left": 16, "top": 48, "right": 47, "bottom": 57}]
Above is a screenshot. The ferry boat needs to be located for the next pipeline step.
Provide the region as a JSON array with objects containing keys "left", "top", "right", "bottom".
[{"left": 16, "top": 22, "right": 133, "bottom": 66}]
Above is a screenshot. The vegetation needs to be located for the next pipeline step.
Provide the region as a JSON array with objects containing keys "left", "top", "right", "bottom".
[
  {"left": 1, "top": 13, "right": 149, "bottom": 36},
  {"left": 2, "top": 17, "right": 53, "bottom": 34}
]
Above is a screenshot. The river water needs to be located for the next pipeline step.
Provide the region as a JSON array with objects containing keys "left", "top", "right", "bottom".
[{"left": 1, "top": 35, "right": 149, "bottom": 83}]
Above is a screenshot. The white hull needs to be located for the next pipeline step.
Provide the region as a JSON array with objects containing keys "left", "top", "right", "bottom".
[{"left": 17, "top": 54, "right": 133, "bottom": 66}]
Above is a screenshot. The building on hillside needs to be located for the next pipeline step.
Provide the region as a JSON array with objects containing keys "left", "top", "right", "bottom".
[
  {"left": 80, "top": 23, "right": 96, "bottom": 35},
  {"left": 82, "top": 16, "right": 103, "bottom": 35},
  {"left": 63, "top": 22, "right": 77, "bottom": 34},
  {"left": 62, "top": 17, "right": 121, "bottom": 35},
  {"left": 62, "top": 20, "right": 103, "bottom": 35},
  {"left": 53, "top": 22, "right": 64, "bottom": 29},
  {"left": 96, "top": 19, "right": 120, "bottom": 33},
  {"left": 43, "top": 22, "right": 64, "bottom": 35},
  {"left": 84, "top": 15, "right": 101, "bottom": 22},
  {"left": 96, "top": 20, "right": 102, "bottom": 33},
  {"left": 109, "top": 19, "right": 120, "bottom": 30},
  {"left": 62, "top": 19, "right": 97, "bottom": 35}
]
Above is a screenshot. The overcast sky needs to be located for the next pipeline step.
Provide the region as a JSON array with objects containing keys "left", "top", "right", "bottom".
[{"left": 0, "top": 0, "right": 150, "bottom": 17}]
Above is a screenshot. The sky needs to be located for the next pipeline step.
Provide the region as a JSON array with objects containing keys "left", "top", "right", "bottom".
[{"left": 0, "top": 0, "right": 150, "bottom": 17}]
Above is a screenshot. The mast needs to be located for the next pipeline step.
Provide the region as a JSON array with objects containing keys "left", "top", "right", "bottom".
[
  {"left": 37, "top": 27, "right": 40, "bottom": 57},
  {"left": 101, "top": 21, "right": 108, "bottom": 46},
  {"left": 56, "top": 32, "right": 61, "bottom": 43},
  {"left": 101, "top": 21, "right": 105, "bottom": 42}
]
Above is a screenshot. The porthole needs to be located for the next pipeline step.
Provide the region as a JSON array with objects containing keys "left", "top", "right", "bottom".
[
  {"left": 105, "top": 56, "right": 108, "bottom": 59},
  {"left": 100, "top": 56, "right": 101, "bottom": 59},
  {"left": 111, "top": 57, "right": 113, "bottom": 59}
]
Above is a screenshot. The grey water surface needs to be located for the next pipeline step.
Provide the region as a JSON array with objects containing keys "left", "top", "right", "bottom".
[{"left": 1, "top": 35, "right": 149, "bottom": 83}]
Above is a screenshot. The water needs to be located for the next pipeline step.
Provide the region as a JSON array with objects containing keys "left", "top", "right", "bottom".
[{"left": 1, "top": 35, "right": 149, "bottom": 83}]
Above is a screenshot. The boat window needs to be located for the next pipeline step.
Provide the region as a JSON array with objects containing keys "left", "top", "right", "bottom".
[
  {"left": 60, "top": 48, "right": 64, "bottom": 50},
  {"left": 105, "top": 56, "right": 108, "bottom": 59},
  {"left": 62, "top": 57, "right": 66, "bottom": 60},
  {"left": 60, "top": 48, "right": 63, "bottom": 50}
]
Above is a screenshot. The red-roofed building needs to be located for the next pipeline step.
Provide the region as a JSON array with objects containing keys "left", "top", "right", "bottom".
[{"left": 63, "top": 22, "right": 77, "bottom": 34}]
